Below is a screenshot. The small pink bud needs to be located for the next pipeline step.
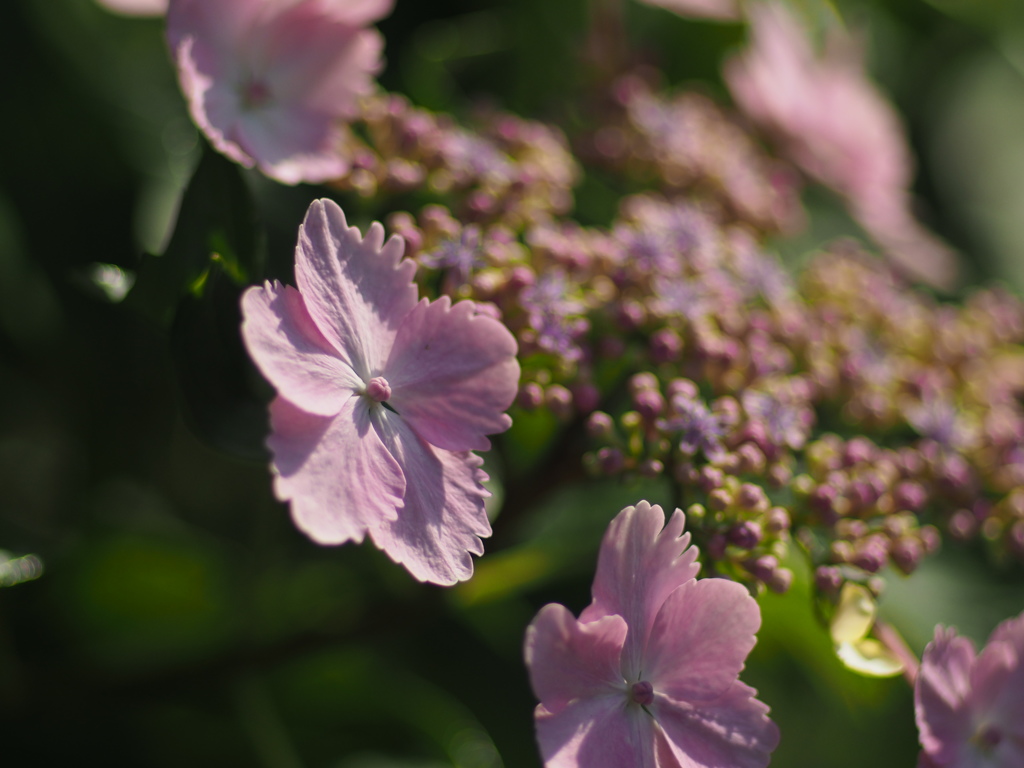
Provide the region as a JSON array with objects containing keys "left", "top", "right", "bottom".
[
  {"left": 630, "top": 680, "right": 655, "bottom": 707},
  {"left": 366, "top": 376, "right": 392, "bottom": 403}
]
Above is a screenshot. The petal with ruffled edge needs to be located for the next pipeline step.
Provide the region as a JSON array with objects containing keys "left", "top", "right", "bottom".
[
  {"left": 535, "top": 697, "right": 657, "bottom": 768},
  {"left": 643, "top": 578, "right": 760, "bottom": 704},
  {"left": 915, "top": 626, "right": 977, "bottom": 762},
  {"left": 385, "top": 297, "right": 519, "bottom": 452},
  {"left": 241, "top": 281, "right": 362, "bottom": 416},
  {"left": 367, "top": 409, "right": 492, "bottom": 585},
  {"left": 294, "top": 199, "right": 418, "bottom": 379},
  {"left": 524, "top": 605, "right": 628, "bottom": 712},
  {"left": 653, "top": 682, "right": 780, "bottom": 768},
  {"left": 580, "top": 502, "right": 699, "bottom": 681},
  {"left": 267, "top": 396, "right": 404, "bottom": 544}
]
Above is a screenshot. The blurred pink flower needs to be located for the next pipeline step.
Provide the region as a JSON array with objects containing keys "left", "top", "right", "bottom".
[
  {"left": 725, "top": 2, "right": 958, "bottom": 289},
  {"left": 241, "top": 199, "right": 519, "bottom": 585},
  {"left": 915, "top": 611, "right": 1024, "bottom": 767},
  {"left": 167, "top": 0, "right": 393, "bottom": 184},
  {"left": 635, "top": 0, "right": 740, "bottom": 22},
  {"left": 96, "top": 0, "right": 167, "bottom": 15},
  {"left": 524, "top": 501, "right": 779, "bottom": 768}
]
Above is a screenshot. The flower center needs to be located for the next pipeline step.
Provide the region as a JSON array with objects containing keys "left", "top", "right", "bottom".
[
  {"left": 241, "top": 78, "right": 272, "bottom": 110},
  {"left": 972, "top": 723, "right": 1002, "bottom": 753},
  {"left": 630, "top": 680, "right": 655, "bottom": 707},
  {"left": 365, "top": 376, "right": 392, "bottom": 403}
]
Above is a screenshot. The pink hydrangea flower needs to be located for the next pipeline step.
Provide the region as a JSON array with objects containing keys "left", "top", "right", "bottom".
[
  {"left": 524, "top": 501, "right": 779, "bottom": 767},
  {"left": 725, "top": 2, "right": 957, "bottom": 289},
  {"left": 915, "top": 611, "right": 1024, "bottom": 767},
  {"left": 167, "top": 0, "right": 393, "bottom": 184},
  {"left": 635, "top": 0, "right": 740, "bottom": 22},
  {"left": 240, "top": 199, "right": 519, "bottom": 585}
]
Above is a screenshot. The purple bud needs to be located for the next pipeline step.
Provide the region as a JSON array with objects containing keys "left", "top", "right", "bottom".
[
  {"left": 919, "top": 524, "right": 941, "bottom": 554},
  {"left": 666, "top": 378, "right": 699, "bottom": 401},
  {"left": 698, "top": 465, "right": 725, "bottom": 492},
  {"left": 892, "top": 481, "right": 927, "bottom": 512},
  {"left": 736, "top": 483, "right": 769, "bottom": 512},
  {"left": 546, "top": 385, "right": 573, "bottom": 420},
  {"left": 767, "top": 568, "right": 793, "bottom": 594},
  {"left": 815, "top": 565, "right": 843, "bottom": 594},
  {"left": 852, "top": 538, "right": 887, "bottom": 573},
  {"left": 736, "top": 443, "right": 767, "bottom": 476},
  {"left": 616, "top": 301, "right": 646, "bottom": 331},
  {"left": 890, "top": 537, "right": 923, "bottom": 575},
  {"left": 634, "top": 389, "right": 666, "bottom": 420},
  {"left": 708, "top": 488, "right": 732, "bottom": 512},
  {"left": 650, "top": 328, "right": 683, "bottom": 363},
  {"left": 586, "top": 411, "right": 615, "bottom": 440},
  {"left": 744, "top": 554, "right": 778, "bottom": 581},
  {"left": 596, "top": 447, "right": 625, "bottom": 474},
  {"left": 629, "top": 372, "right": 659, "bottom": 394},
  {"left": 766, "top": 506, "right": 791, "bottom": 534},
  {"left": 843, "top": 437, "right": 876, "bottom": 467},
  {"left": 517, "top": 382, "right": 544, "bottom": 410},
  {"left": 728, "top": 520, "right": 763, "bottom": 550}
]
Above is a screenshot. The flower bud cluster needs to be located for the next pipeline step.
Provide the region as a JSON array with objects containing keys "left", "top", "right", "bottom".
[{"left": 330, "top": 92, "right": 580, "bottom": 228}]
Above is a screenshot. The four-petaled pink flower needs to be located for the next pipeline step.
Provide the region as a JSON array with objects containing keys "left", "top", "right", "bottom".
[
  {"left": 167, "top": 0, "right": 392, "bottom": 184},
  {"left": 524, "top": 501, "right": 780, "bottom": 767},
  {"left": 241, "top": 198, "right": 519, "bottom": 585},
  {"left": 915, "top": 610, "right": 1024, "bottom": 767}
]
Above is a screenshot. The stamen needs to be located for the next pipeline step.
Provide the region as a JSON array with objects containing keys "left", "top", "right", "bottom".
[{"left": 630, "top": 680, "right": 655, "bottom": 707}]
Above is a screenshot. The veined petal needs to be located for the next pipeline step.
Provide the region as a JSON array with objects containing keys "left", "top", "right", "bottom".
[
  {"left": 915, "top": 626, "right": 977, "bottom": 760},
  {"left": 232, "top": 103, "right": 347, "bottom": 185},
  {"left": 267, "top": 395, "right": 403, "bottom": 544},
  {"left": 643, "top": 578, "right": 760, "bottom": 703},
  {"left": 579, "top": 502, "right": 699, "bottom": 681},
  {"left": 535, "top": 697, "right": 658, "bottom": 768},
  {"left": 653, "top": 682, "right": 780, "bottom": 768},
  {"left": 386, "top": 297, "right": 519, "bottom": 452},
  {"left": 367, "top": 410, "right": 491, "bottom": 585},
  {"left": 524, "top": 606, "right": 628, "bottom": 712},
  {"left": 241, "top": 281, "right": 361, "bottom": 416},
  {"left": 294, "top": 199, "right": 418, "bottom": 379}
]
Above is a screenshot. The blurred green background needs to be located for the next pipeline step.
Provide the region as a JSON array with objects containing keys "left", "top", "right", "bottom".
[{"left": 2, "top": 0, "right": 1024, "bottom": 765}]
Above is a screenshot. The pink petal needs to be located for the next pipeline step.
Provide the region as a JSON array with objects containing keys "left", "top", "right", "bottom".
[
  {"left": 313, "top": 0, "right": 395, "bottom": 27},
  {"left": 385, "top": 297, "right": 519, "bottom": 452},
  {"left": 255, "top": 8, "right": 384, "bottom": 112},
  {"left": 267, "top": 395, "right": 404, "bottom": 544},
  {"left": 653, "top": 682, "right": 780, "bottom": 768},
  {"left": 96, "top": 0, "right": 167, "bottom": 16},
  {"left": 915, "top": 626, "right": 977, "bottom": 761},
  {"left": 173, "top": 37, "right": 257, "bottom": 170},
  {"left": 579, "top": 502, "right": 699, "bottom": 681},
  {"left": 643, "top": 578, "right": 761, "bottom": 703},
  {"left": 294, "top": 199, "right": 418, "bottom": 379},
  {"left": 367, "top": 410, "right": 492, "bottom": 585},
  {"left": 986, "top": 612, "right": 1024, "bottom": 739},
  {"left": 635, "top": 0, "right": 740, "bottom": 21},
  {"left": 535, "top": 697, "right": 658, "bottom": 768},
  {"left": 241, "top": 281, "right": 362, "bottom": 416},
  {"left": 524, "top": 605, "right": 628, "bottom": 711}
]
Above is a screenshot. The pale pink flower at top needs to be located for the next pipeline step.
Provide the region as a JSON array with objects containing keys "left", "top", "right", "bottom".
[
  {"left": 96, "top": 0, "right": 167, "bottom": 15},
  {"left": 915, "top": 611, "right": 1024, "bottom": 767},
  {"left": 524, "top": 501, "right": 779, "bottom": 768},
  {"left": 167, "top": 0, "right": 393, "bottom": 184},
  {"left": 240, "top": 198, "right": 520, "bottom": 585},
  {"left": 635, "top": 0, "right": 741, "bottom": 22},
  {"left": 725, "top": 2, "right": 958, "bottom": 289}
]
